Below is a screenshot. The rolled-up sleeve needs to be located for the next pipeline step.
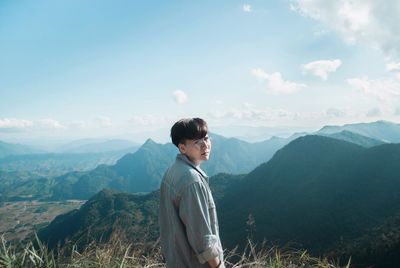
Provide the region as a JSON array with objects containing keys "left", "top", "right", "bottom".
[{"left": 178, "top": 181, "right": 222, "bottom": 264}]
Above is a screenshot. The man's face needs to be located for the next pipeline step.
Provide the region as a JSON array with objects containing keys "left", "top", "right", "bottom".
[{"left": 179, "top": 135, "right": 212, "bottom": 165}]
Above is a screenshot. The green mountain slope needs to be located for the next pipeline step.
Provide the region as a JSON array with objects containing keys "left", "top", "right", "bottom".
[
  {"left": 204, "top": 134, "right": 290, "bottom": 175},
  {"left": 219, "top": 135, "right": 400, "bottom": 256},
  {"left": 37, "top": 136, "right": 400, "bottom": 267},
  {"left": 322, "top": 130, "right": 385, "bottom": 147},
  {"left": 49, "top": 139, "right": 176, "bottom": 200},
  {"left": 38, "top": 189, "right": 160, "bottom": 250},
  {"left": 0, "top": 170, "right": 48, "bottom": 201},
  {"left": 49, "top": 134, "right": 288, "bottom": 200},
  {"left": 38, "top": 173, "right": 243, "bottom": 250},
  {"left": 333, "top": 212, "right": 400, "bottom": 267}
]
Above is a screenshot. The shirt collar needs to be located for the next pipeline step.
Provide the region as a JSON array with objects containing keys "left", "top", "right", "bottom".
[{"left": 176, "top": 153, "right": 209, "bottom": 180}]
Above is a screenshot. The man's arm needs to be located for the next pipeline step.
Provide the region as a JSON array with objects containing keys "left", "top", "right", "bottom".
[{"left": 179, "top": 181, "right": 223, "bottom": 266}]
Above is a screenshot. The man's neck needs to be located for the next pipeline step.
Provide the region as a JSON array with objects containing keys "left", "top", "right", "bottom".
[{"left": 184, "top": 154, "right": 202, "bottom": 166}]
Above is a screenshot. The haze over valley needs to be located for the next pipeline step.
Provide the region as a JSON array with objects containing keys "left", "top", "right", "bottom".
[{"left": 2, "top": 121, "right": 400, "bottom": 267}]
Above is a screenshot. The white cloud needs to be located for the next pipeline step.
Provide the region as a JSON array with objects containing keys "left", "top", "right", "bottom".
[
  {"left": 387, "top": 62, "right": 400, "bottom": 80},
  {"left": 209, "top": 107, "right": 294, "bottom": 122},
  {"left": 291, "top": 0, "right": 400, "bottom": 61},
  {"left": 386, "top": 62, "right": 400, "bottom": 72},
  {"left": 346, "top": 76, "right": 400, "bottom": 101},
  {"left": 252, "top": 68, "right": 307, "bottom": 94},
  {"left": 302, "top": 59, "right": 342, "bottom": 80},
  {"left": 0, "top": 118, "right": 33, "bottom": 131},
  {"left": 36, "top": 118, "right": 65, "bottom": 129},
  {"left": 0, "top": 118, "right": 65, "bottom": 132},
  {"left": 173, "top": 90, "right": 188, "bottom": 104},
  {"left": 243, "top": 4, "right": 252, "bottom": 12},
  {"left": 208, "top": 103, "right": 391, "bottom": 130}
]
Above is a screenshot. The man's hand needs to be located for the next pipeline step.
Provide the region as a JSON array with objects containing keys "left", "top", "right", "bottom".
[{"left": 208, "top": 257, "right": 222, "bottom": 268}]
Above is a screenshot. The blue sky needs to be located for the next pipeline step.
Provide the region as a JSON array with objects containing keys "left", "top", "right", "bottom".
[{"left": 1, "top": 0, "right": 400, "bottom": 143}]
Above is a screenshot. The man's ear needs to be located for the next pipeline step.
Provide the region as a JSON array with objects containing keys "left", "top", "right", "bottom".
[{"left": 178, "top": 143, "right": 186, "bottom": 154}]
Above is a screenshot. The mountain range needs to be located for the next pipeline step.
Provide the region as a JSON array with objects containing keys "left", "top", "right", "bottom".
[
  {"left": 37, "top": 132, "right": 400, "bottom": 267},
  {"left": 47, "top": 133, "right": 295, "bottom": 200},
  {"left": 0, "top": 150, "right": 138, "bottom": 177},
  {"left": 317, "top": 120, "right": 400, "bottom": 143},
  {"left": 54, "top": 139, "right": 139, "bottom": 154},
  {"left": 3, "top": 120, "right": 400, "bottom": 202},
  {"left": 38, "top": 172, "right": 244, "bottom": 250},
  {"left": 0, "top": 141, "right": 42, "bottom": 158},
  {"left": 45, "top": 121, "right": 400, "bottom": 200},
  {"left": 219, "top": 135, "right": 400, "bottom": 267}
]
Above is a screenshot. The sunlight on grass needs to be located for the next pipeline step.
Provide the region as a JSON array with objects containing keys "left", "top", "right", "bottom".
[{"left": 0, "top": 235, "right": 348, "bottom": 268}]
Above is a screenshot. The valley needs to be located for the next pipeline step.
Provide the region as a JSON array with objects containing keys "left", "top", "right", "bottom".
[{"left": 0, "top": 200, "right": 84, "bottom": 241}]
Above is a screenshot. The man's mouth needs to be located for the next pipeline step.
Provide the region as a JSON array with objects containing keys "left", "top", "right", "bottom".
[{"left": 202, "top": 151, "right": 209, "bottom": 156}]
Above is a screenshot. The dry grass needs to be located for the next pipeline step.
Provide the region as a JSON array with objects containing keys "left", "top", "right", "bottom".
[{"left": 0, "top": 235, "right": 349, "bottom": 268}]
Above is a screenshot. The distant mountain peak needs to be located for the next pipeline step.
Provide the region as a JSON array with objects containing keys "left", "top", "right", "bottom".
[
  {"left": 374, "top": 120, "right": 398, "bottom": 125},
  {"left": 282, "top": 134, "right": 364, "bottom": 153},
  {"left": 144, "top": 138, "right": 157, "bottom": 145},
  {"left": 320, "top": 120, "right": 398, "bottom": 131},
  {"left": 139, "top": 138, "right": 162, "bottom": 149},
  {"left": 316, "top": 120, "right": 400, "bottom": 143}
]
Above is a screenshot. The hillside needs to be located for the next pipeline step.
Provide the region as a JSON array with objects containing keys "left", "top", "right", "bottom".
[
  {"left": 49, "top": 139, "right": 175, "bottom": 200},
  {"left": 48, "top": 134, "right": 288, "bottom": 200},
  {"left": 219, "top": 135, "right": 400, "bottom": 260},
  {"left": 0, "top": 170, "right": 50, "bottom": 201},
  {"left": 38, "top": 189, "right": 160, "bottom": 250},
  {"left": 203, "top": 133, "right": 290, "bottom": 175},
  {"left": 37, "top": 135, "right": 400, "bottom": 267},
  {"left": 38, "top": 173, "right": 242, "bottom": 250},
  {"left": 322, "top": 130, "right": 385, "bottom": 147},
  {"left": 0, "top": 141, "right": 42, "bottom": 158}
]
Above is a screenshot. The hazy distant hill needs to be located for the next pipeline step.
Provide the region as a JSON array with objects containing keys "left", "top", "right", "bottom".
[
  {"left": 0, "top": 149, "right": 138, "bottom": 177},
  {"left": 49, "top": 139, "right": 176, "bottom": 200},
  {"left": 0, "top": 141, "right": 42, "bottom": 158},
  {"left": 56, "top": 139, "right": 139, "bottom": 154},
  {"left": 203, "top": 133, "right": 292, "bottom": 175},
  {"left": 47, "top": 133, "right": 293, "bottom": 200},
  {"left": 0, "top": 170, "right": 45, "bottom": 201},
  {"left": 219, "top": 135, "right": 400, "bottom": 257},
  {"left": 321, "top": 130, "right": 385, "bottom": 147},
  {"left": 317, "top": 120, "right": 400, "bottom": 143}
]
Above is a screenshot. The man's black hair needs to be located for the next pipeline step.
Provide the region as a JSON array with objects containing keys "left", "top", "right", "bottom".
[{"left": 170, "top": 118, "right": 208, "bottom": 147}]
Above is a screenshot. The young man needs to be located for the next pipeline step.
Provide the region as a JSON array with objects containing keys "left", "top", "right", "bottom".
[{"left": 159, "top": 118, "right": 224, "bottom": 268}]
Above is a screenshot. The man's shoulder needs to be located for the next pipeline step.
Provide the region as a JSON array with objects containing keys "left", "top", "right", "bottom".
[
  {"left": 163, "top": 160, "right": 202, "bottom": 188},
  {"left": 173, "top": 160, "right": 201, "bottom": 181}
]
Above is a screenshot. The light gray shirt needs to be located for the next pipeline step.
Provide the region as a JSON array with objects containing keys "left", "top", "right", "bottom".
[{"left": 159, "top": 154, "right": 224, "bottom": 268}]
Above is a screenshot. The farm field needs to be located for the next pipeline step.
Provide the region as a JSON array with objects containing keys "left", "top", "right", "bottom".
[{"left": 0, "top": 200, "right": 84, "bottom": 241}]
